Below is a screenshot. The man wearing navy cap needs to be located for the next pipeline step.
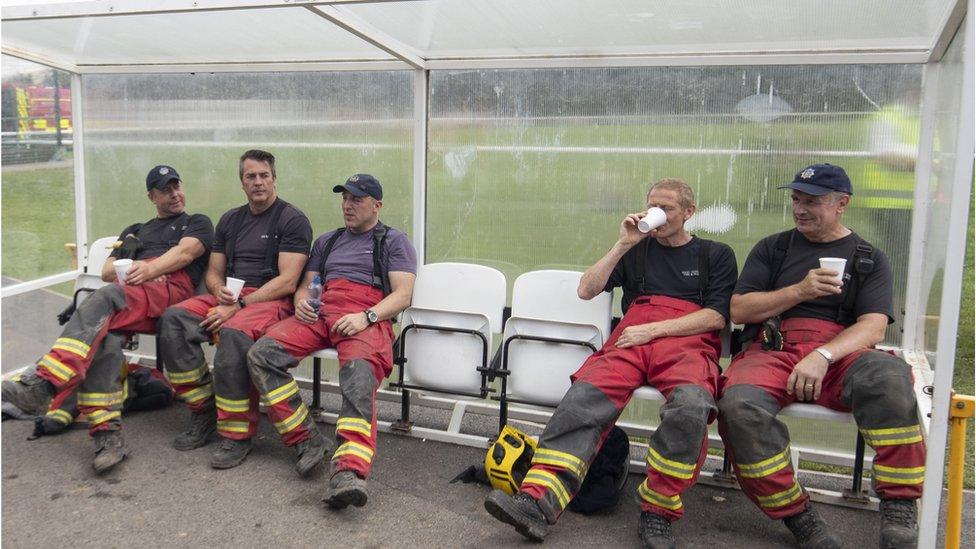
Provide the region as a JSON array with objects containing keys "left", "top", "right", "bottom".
[
  {"left": 717, "top": 164, "right": 923, "bottom": 548},
  {"left": 248, "top": 173, "right": 417, "bottom": 509},
  {"left": 2, "top": 165, "right": 213, "bottom": 474}
]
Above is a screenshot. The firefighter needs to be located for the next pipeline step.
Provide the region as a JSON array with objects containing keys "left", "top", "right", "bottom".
[
  {"left": 483, "top": 179, "right": 738, "bottom": 549},
  {"left": 1, "top": 165, "right": 213, "bottom": 473},
  {"left": 247, "top": 174, "right": 417, "bottom": 508},
  {"left": 156, "top": 149, "right": 320, "bottom": 475},
  {"left": 717, "top": 164, "right": 924, "bottom": 549}
]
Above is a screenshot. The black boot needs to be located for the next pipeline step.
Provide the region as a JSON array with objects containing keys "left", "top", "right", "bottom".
[
  {"left": 92, "top": 430, "right": 127, "bottom": 474},
  {"left": 295, "top": 428, "right": 331, "bottom": 477},
  {"left": 173, "top": 405, "right": 216, "bottom": 451},
  {"left": 209, "top": 437, "right": 252, "bottom": 469},
  {"left": 638, "top": 511, "right": 676, "bottom": 549},
  {"left": 879, "top": 498, "right": 918, "bottom": 549},
  {"left": 1, "top": 370, "right": 55, "bottom": 416},
  {"left": 783, "top": 505, "right": 841, "bottom": 549},
  {"left": 323, "top": 470, "right": 368, "bottom": 509},
  {"left": 483, "top": 489, "right": 549, "bottom": 542}
]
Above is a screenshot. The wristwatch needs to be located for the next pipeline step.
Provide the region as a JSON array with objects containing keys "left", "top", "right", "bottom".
[
  {"left": 364, "top": 309, "right": 378, "bottom": 324},
  {"left": 237, "top": 297, "right": 247, "bottom": 309},
  {"left": 814, "top": 347, "right": 834, "bottom": 365}
]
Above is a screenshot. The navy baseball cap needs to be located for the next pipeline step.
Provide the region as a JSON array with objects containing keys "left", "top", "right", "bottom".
[
  {"left": 146, "top": 165, "right": 181, "bottom": 192},
  {"left": 777, "top": 163, "right": 853, "bottom": 196},
  {"left": 333, "top": 174, "right": 383, "bottom": 200}
]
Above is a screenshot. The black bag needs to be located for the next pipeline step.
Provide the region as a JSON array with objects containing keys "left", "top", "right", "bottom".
[{"left": 568, "top": 426, "right": 630, "bottom": 515}]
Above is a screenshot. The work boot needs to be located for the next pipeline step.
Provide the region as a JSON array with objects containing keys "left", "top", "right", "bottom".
[
  {"left": 209, "top": 437, "right": 252, "bottom": 469},
  {"left": 294, "top": 429, "right": 330, "bottom": 477},
  {"left": 92, "top": 430, "right": 127, "bottom": 474},
  {"left": 323, "top": 470, "right": 368, "bottom": 509},
  {"left": 173, "top": 406, "right": 216, "bottom": 451},
  {"left": 638, "top": 511, "right": 677, "bottom": 549},
  {"left": 1, "top": 370, "right": 55, "bottom": 416},
  {"left": 483, "top": 489, "right": 549, "bottom": 542},
  {"left": 879, "top": 498, "right": 918, "bottom": 548},
  {"left": 783, "top": 505, "right": 841, "bottom": 549}
]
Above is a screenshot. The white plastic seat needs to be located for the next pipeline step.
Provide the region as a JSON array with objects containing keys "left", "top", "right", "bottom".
[
  {"left": 73, "top": 235, "right": 118, "bottom": 298},
  {"left": 780, "top": 403, "right": 855, "bottom": 423}
]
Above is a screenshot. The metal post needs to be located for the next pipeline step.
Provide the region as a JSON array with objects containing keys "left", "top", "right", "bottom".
[
  {"left": 945, "top": 394, "right": 975, "bottom": 549},
  {"left": 412, "top": 68, "right": 428, "bottom": 265},
  {"left": 312, "top": 357, "right": 322, "bottom": 412},
  {"left": 70, "top": 73, "right": 89, "bottom": 271},
  {"left": 52, "top": 70, "right": 62, "bottom": 148}
]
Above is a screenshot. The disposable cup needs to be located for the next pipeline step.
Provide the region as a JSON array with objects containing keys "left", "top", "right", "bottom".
[
  {"left": 113, "top": 259, "right": 133, "bottom": 284},
  {"left": 226, "top": 277, "right": 246, "bottom": 300},
  {"left": 637, "top": 207, "right": 667, "bottom": 233},
  {"left": 819, "top": 257, "right": 847, "bottom": 284}
]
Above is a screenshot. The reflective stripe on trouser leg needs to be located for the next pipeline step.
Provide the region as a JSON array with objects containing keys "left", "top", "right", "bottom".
[
  {"left": 247, "top": 336, "right": 316, "bottom": 447},
  {"left": 520, "top": 381, "right": 621, "bottom": 524},
  {"left": 213, "top": 329, "right": 259, "bottom": 440},
  {"left": 77, "top": 332, "right": 126, "bottom": 435},
  {"left": 158, "top": 307, "right": 215, "bottom": 412},
  {"left": 641, "top": 385, "right": 716, "bottom": 521},
  {"left": 332, "top": 359, "right": 379, "bottom": 479},
  {"left": 842, "top": 351, "right": 926, "bottom": 499},
  {"left": 717, "top": 384, "right": 807, "bottom": 519}
]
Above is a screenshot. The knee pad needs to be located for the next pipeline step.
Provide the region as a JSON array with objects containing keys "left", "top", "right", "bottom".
[
  {"left": 663, "top": 384, "right": 717, "bottom": 425},
  {"left": 339, "top": 359, "right": 377, "bottom": 419},
  {"left": 246, "top": 337, "right": 297, "bottom": 375},
  {"left": 844, "top": 352, "right": 917, "bottom": 427}
]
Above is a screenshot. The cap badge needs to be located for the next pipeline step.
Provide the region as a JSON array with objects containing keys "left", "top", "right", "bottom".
[
  {"left": 800, "top": 168, "right": 815, "bottom": 179},
  {"left": 159, "top": 167, "right": 169, "bottom": 175},
  {"left": 350, "top": 175, "right": 359, "bottom": 182}
]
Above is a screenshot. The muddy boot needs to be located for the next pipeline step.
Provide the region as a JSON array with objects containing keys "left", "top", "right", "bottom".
[
  {"left": 173, "top": 405, "right": 216, "bottom": 451},
  {"left": 783, "top": 505, "right": 841, "bottom": 549},
  {"left": 295, "top": 428, "right": 330, "bottom": 477},
  {"left": 1, "top": 371, "right": 55, "bottom": 416},
  {"left": 92, "top": 430, "right": 127, "bottom": 474},
  {"left": 323, "top": 470, "right": 368, "bottom": 509},
  {"left": 879, "top": 498, "right": 918, "bottom": 549},
  {"left": 483, "top": 489, "right": 549, "bottom": 542},
  {"left": 209, "top": 437, "right": 252, "bottom": 469},
  {"left": 638, "top": 511, "right": 676, "bottom": 549}
]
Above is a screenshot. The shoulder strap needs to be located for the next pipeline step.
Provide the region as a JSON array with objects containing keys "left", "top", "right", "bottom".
[
  {"left": 837, "top": 234, "right": 876, "bottom": 324},
  {"left": 260, "top": 199, "right": 290, "bottom": 281},
  {"left": 698, "top": 238, "right": 711, "bottom": 304},
  {"left": 372, "top": 222, "right": 391, "bottom": 296},
  {"left": 767, "top": 229, "right": 795, "bottom": 290},
  {"left": 223, "top": 205, "right": 251, "bottom": 276},
  {"left": 636, "top": 237, "right": 651, "bottom": 295},
  {"left": 318, "top": 228, "right": 347, "bottom": 276}
]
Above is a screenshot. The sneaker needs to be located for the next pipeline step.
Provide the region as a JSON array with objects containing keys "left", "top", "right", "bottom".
[
  {"left": 783, "top": 505, "right": 841, "bottom": 549},
  {"left": 879, "top": 498, "right": 918, "bottom": 549},
  {"left": 295, "top": 429, "right": 330, "bottom": 477},
  {"left": 323, "top": 470, "right": 368, "bottom": 509},
  {"left": 173, "top": 406, "right": 216, "bottom": 451},
  {"left": 638, "top": 511, "right": 676, "bottom": 549},
  {"left": 1, "top": 371, "right": 55, "bottom": 416},
  {"left": 92, "top": 430, "right": 127, "bottom": 474},
  {"left": 209, "top": 437, "right": 252, "bottom": 469},
  {"left": 483, "top": 489, "right": 549, "bottom": 542}
]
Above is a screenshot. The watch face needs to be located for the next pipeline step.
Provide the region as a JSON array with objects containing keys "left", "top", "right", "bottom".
[{"left": 366, "top": 310, "right": 378, "bottom": 323}]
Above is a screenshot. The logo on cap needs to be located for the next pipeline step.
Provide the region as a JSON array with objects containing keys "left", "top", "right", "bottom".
[
  {"left": 800, "top": 168, "right": 815, "bottom": 179},
  {"left": 159, "top": 167, "right": 170, "bottom": 175},
  {"left": 349, "top": 175, "right": 359, "bottom": 182}
]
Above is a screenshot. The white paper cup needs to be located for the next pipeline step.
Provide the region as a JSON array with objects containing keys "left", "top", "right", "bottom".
[
  {"left": 113, "top": 259, "right": 133, "bottom": 284},
  {"left": 637, "top": 207, "right": 667, "bottom": 233},
  {"left": 226, "top": 277, "right": 246, "bottom": 300},
  {"left": 819, "top": 257, "right": 847, "bottom": 284}
]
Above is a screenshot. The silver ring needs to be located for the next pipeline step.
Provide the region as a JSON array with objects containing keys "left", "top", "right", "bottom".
[{"left": 805, "top": 383, "right": 814, "bottom": 387}]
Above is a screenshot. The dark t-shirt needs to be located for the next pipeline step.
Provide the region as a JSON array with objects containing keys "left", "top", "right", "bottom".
[
  {"left": 734, "top": 230, "right": 894, "bottom": 324},
  {"left": 213, "top": 199, "right": 313, "bottom": 288},
  {"left": 308, "top": 224, "right": 418, "bottom": 287},
  {"left": 109, "top": 212, "right": 214, "bottom": 286},
  {"left": 603, "top": 236, "right": 738, "bottom": 319}
]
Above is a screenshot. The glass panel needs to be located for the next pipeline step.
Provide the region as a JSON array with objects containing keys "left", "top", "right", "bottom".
[
  {"left": 1, "top": 287, "right": 71, "bottom": 371},
  {"left": 1, "top": 55, "right": 76, "bottom": 291}
]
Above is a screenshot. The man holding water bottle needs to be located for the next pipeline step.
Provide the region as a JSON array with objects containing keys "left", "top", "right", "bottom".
[
  {"left": 484, "top": 178, "right": 737, "bottom": 548},
  {"left": 156, "top": 150, "right": 316, "bottom": 473},
  {"left": 247, "top": 174, "right": 416, "bottom": 509},
  {"left": 717, "top": 164, "right": 923, "bottom": 548}
]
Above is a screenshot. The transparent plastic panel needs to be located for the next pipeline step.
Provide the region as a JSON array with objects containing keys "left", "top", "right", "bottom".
[
  {"left": 1, "top": 55, "right": 76, "bottom": 288},
  {"left": 2, "top": 8, "right": 392, "bottom": 66},
  {"left": 349, "top": 0, "right": 948, "bottom": 58},
  {"left": 1, "top": 287, "right": 72, "bottom": 371},
  {"left": 81, "top": 70, "right": 413, "bottom": 260},
  {"left": 428, "top": 65, "right": 922, "bottom": 342}
]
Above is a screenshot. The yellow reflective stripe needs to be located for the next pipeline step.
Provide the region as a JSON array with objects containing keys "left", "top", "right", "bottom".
[
  {"left": 166, "top": 363, "right": 209, "bottom": 385},
  {"left": 873, "top": 464, "right": 925, "bottom": 485},
  {"left": 46, "top": 409, "right": 74, "bottom": 425},
  {"left": 736, "top": 448, "right": 792, "bottom": 479},
  {"left": 77, "top": 391, "right": 124, "bottom": 407},
  {"left": 122, "top": 376, "right": 129, "bottom": 402},
  {"left": 531, "top": 448, "right": 586, "bottom": 479},
  {"left": 217, "top": 420, "right": 250, "bottom": 433},
  {"left": 645, "top": 446, "right": 696, "bottom": 480},
  {"left": 637, "top": 481, "right": 683, "bottom": 511},
  {"left": 274, "top": 404, "right": 309, "bottom": 435},
  {"left": 336, "top": 417, "right": 372, "bottom": 438},
  {"left": 216, "top": 395, "right": 250, "bottom": 413},
  {"left": 333, "top": 440, "right": 374, "bottom": 464},
  {"left": 263, "top": 381, "right": 299, "bottom": 406},
  {"left": 181, "top": 383, "right": 213, "bottom": 404},
  {"left": 39, "top": 354, "right": 75, "bottom": 382},
  {"left": 53, "top": 337, "right": 90, "bottom": 358},
  {"left": 860, "top": 425, "right": 923, "bottom": 447},
  {"left": 522, "top": 469, "right": 571, "bottom": 510},
  {"left": 87, "top": 410, "right": 121, "bottom": 426},
  {"left": 756, "top": 482, "right": 804, "bottom": 509}
]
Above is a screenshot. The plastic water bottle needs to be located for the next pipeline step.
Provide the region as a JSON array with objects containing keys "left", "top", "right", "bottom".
[{"left": 306, "top": 274, "right": 323, "bottom": 316}]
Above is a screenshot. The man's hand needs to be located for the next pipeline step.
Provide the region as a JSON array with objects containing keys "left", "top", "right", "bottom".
[
  {"left": 295, "top": 298, "right": 319, "bottom": 325},
  {"left": 786, "top": 352, "right": 830, "bottom": 402},
  {"left": 616, "top": 322, "right": 666, "bottom": 349},
  {"left": 215, "top": 285, "right": 237, "bottom": 306},
  {"left": 331, "top": 311, "right": 369, "bottom": 337},
  {"left": 793, "top": 268, "right": 843, "bottom": 301},
  {"left": 618, "top": 212, "right": 648, "bottom": 248},
  {"left": 123, "top": 260, "right": 157, "bottom": 286},
  {"left": 200, "top": 303, "right": 239, "bottom": 333}
]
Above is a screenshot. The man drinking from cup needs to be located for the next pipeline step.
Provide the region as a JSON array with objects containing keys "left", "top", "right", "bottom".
[
  {"left": 717, "top": 163, "right": 924, "bottom": 548},
  {"left": 2, "top": 165, "right": 213, "bottom": 474},
  {"left": 156, "top": 149, "right": 321, "bottom": 475}
]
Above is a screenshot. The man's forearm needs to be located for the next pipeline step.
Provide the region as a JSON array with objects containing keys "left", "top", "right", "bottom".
[
  {"left": 730, "top": 286, "right": 804, "bottom": 324},
  {"left": 143, "top": 245, "right": 198, "bottom": 279},
  {"left": 241, "top": 274, "right": 299, "bottom": 305},
  {"left": 819, "top": 315, "right": 887, "bottom": 362},
  {"left": 654, "top": 308, "right": 726, "bottom": 338},
  {"left": 579, "top": 241, "right": 631, "bottom": 299},
  {"left": 369, "top": 289, "right": 411, "bottom": 321}
]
